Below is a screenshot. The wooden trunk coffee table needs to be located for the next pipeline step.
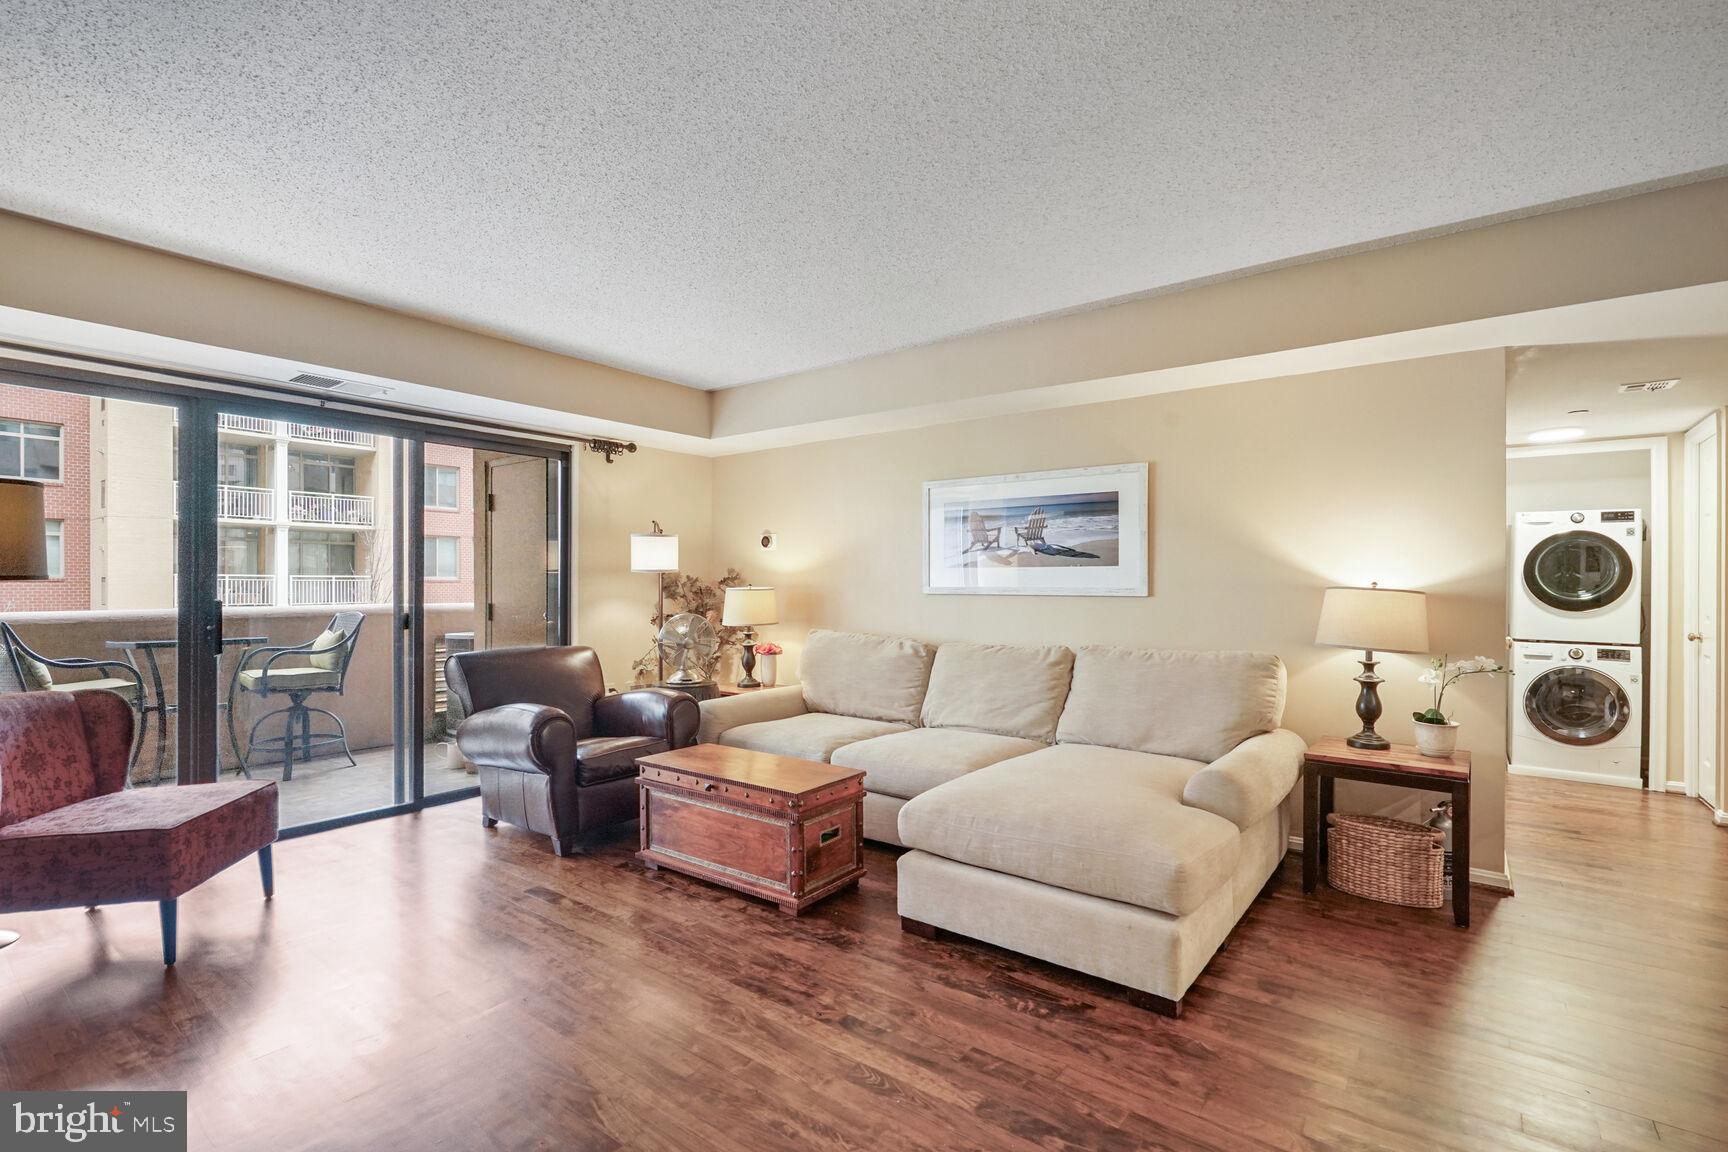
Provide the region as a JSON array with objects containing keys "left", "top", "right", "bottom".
[{"left": 636, "top": 745, "right": 866, "bottom": 915}]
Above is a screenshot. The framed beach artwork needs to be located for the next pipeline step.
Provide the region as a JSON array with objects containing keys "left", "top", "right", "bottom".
[{"left": 922, "top": 463, "right": 1149, "bottom": 596}]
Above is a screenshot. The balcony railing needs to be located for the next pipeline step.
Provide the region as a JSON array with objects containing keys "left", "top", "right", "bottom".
[
  {"left": 217, "top": 574, "right": 274, "bottom": 607},
  {"left": 289, "top": 575, "right": 371, "bottom": 606},
  {"left": 218, "top": 485, "right": 275, "bottom": 521},
  {"left": 288, "top": 491, "right": 374, "bottom": 526},
  {"left": 288, "top": 423, "right": 375, "bottom": 448},
  {"left": 217, "top": 413, "right": 275, "bottom": 435}
]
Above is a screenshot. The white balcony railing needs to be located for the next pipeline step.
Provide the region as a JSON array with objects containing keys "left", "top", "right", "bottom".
[
  {"left": 288, "top": 423, "right": 375, "bottom": 448},
  {"left": 217, "top": 574, "right": 274, "bottom": 607},
  {"left": 289, "top": 575, "right": 371, "bottom": 606},
  {"left": 288, "top": 491, "right": 374, "bottom": 526},
  {"left": 218, "top": 413, "right": 275, "bottom": 435},
  {"left": 218, "top": 485, "right": 275, "bottom": 521}
]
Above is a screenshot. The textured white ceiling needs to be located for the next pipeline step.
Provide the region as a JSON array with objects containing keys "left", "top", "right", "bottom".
[{"left": 3, "top": 2, "right": 1726, "bottom": 389}]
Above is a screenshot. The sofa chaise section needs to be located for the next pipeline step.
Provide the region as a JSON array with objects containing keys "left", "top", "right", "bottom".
[{"left": 897, "top": 647, "right": 1303, "bottom": 1016}]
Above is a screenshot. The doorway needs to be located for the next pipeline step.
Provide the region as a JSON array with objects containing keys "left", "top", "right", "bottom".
[{"left": 1683, "top": 412, "right": 1725, "bottom": 817}]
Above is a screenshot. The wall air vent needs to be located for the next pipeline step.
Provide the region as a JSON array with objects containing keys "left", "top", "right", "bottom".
[
  {"left": 1617, "top": 378, "right": 1680, "bottom": 393},
  {"left": 289, "top": 372, "right": 343, "bottom": 390}
]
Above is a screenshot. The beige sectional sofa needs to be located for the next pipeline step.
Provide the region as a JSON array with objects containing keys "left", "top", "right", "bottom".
[{"left": 696, "top": 629, "right": 1304, "bottom": 1015}]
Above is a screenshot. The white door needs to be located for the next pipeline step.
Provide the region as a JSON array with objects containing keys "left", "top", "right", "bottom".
[{"left": 1685, "top": 415, "right": 1720, "bottom": 808}]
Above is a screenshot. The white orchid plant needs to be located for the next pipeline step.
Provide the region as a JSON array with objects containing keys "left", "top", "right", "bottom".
[{"left": 1414, "top": 655, "right": 1505, "bottom": 726}]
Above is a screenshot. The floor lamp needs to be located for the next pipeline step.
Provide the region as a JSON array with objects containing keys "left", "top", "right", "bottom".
[
  {"left": 0, "top": 477, "right": 51, "bottom": 949},
  {"left": 629, "top": 522, "right": 679, "bottom": 684}
]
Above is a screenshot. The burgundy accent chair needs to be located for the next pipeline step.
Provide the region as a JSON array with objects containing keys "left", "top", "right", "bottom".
[
  {"left": 0, "top": 691, "right": 278, "bottom": 965},
  {"left": 448, "top": 645, "right": 699, "bottom": 855}
]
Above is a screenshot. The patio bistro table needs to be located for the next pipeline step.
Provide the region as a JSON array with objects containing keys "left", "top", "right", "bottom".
[{"left": 104, "top": 636, "right": 268, "bottom": 784}]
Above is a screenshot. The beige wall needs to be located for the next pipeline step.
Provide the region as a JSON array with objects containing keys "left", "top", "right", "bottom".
[
  {"left": 575, "top": 446, "right": 715, "bottom": 692},
  {"left": 0, "top": 211, "right": 709, "bottom": 438},
  {"left": 709, "top": 350, "right": 1513, "bottom": 875}
]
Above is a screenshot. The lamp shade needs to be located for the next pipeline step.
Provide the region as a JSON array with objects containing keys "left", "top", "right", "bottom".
[
  {"left": 721, "top": 585, "right": 778, "bottom": 627},
  {"left": 0, "top": 478, "right": 49, "bottom": 580},
  {"left": 1315, "top": 585, "right": 1429, "bottom": 654},
  {"left": 629, "top": 532, "right": 679, "bottom": 573}
]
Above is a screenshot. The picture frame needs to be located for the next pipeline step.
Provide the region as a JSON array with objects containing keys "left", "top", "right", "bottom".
[{"left": 922, "top": 463, "right": 1149, "bottom": 596}]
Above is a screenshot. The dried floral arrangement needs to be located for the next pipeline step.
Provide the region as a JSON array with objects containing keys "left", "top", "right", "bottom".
[{"left": 631, "top": 568, "right": 751, "bottom": 685}]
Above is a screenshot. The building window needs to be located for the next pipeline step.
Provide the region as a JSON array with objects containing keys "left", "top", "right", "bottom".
[
  {"left": 291, "top": 530, "right": 358, "bottom": 576},
  {"left": 44, "top": 520, "right": 63, "bottom": 578},
  {"left": 219, "top": 527, "right": 262, "bottom": 574},
  {"left": 0, "top": 420, "right": 62, "bottom": 481},
  {"left": 425, "top": 536, "right": 459, "bottom": 580},
  {"left": 289, "top": 451, "right": 356, "bottom": 495},
  {"left": 425, "top": 464, "right": 459, "bottom": 510},
  {"left": 219, "top": 442, "right": 262, "bottom": 487}
]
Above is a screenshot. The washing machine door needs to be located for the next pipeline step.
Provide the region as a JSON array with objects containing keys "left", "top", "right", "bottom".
[
  {"left": 1522, "top": 530, "right": 1634, "bottom": 612},
  {"left": 1524, "top": 666, "right": 1631, "bottom": 746}
]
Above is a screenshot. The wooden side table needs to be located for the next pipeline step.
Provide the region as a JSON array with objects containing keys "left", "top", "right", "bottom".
[
  {"left": 717, "top": 683, "right": 788, "bottom": 697},
  {"left": 1302, "top": 736, "right": 1472, "bottom": 927}
]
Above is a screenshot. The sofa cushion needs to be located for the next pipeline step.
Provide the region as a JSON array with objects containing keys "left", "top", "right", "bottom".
[
  {"left": 897, "top": 744, "right": 1240, "bottom": 917},
  {"left": 800, "top": 630, "right": 935, "bottom": 724},
  {"left": 1055, "top": 647, "right": 1285, "bottom": 763},
  {"left": 0, "top": 780, "right": 278, "bottom": 911},
  {"left": 832, "top": 728, "right": 1044, "bottom": 800},
  {"left": 919, "top": 641, "right": 1074, "bottom": 741},
  {"left": 719, "top": 712, "right": 911, "bottom": 762}
]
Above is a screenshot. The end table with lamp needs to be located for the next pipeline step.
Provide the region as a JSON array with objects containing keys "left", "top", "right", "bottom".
[{"left": 722, "top": 585, "right": 778, "bottom": 688}]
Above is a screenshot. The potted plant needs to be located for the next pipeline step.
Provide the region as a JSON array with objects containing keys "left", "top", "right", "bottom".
[
  {"left": 753, "top": 641, "right": 783, "bottom": 687},
  {"left": 1413, "top": 655, "right": 1505, "bottom": 757}
]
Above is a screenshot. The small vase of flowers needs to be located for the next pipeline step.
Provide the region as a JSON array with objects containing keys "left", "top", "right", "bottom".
[
  {"left": 1413, "top": 655, "right": 1504, "bottom": 757},
  {"left": 753, "top": 641, "right": 782, "bottom": 688}
]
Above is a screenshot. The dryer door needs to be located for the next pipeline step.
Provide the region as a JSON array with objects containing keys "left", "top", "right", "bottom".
[
  {"left": 1522, "top": 530, "right": 1634, "bottom": 612},
  {"left": 1524, "top": 666, "right": 1631, "bottom": 746}
]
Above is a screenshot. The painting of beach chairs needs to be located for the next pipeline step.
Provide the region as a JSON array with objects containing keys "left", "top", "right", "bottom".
[{"left": 923, "top": 463, "right": 1148, "bottom": 596}]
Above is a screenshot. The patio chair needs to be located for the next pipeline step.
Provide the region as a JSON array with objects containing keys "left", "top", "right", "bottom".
[
  {"left": 0, "top": 621, "right": 146, "bottom": 771},
  {"left": 230, "top": 611, "right": 364, "bottom": 781},
  {"left": 962, "top": 511, "right": 1001, "bottom": 553},
  {"left": 1013, "top": 507, "right": 1048, "bottom": 548}
]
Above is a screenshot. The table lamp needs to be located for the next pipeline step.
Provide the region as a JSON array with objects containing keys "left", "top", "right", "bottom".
[
  {"left": 629, "top": 522, "right": 679, "bottom": 682},
  {"left": 0, "top": 477, "right": 48, "bottom": 949},
  {"left": 721, "top": 586, "right": 778, "bottom": 688},
  {"left": 1315, "top": 582, "right": 1430, "bottom": 750}
]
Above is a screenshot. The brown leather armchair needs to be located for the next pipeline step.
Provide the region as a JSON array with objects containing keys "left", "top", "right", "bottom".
[{"left": 446, "top": 646, "right": 698, "bottom": 855}]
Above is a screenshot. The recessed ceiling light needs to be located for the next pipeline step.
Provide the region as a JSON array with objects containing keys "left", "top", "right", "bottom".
[{"left": 1528, "top": 427, "right": 1586, "bottom": 444}]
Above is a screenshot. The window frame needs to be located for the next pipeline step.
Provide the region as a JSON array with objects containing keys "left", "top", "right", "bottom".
[
  {"left": 0, "top": 419, "right": 64, "bottom": 482},
  {"left": 424, "top": 463, "right": 460, "bottom": 510},
  {"left": 424, "top": 534, "right": 460, "bottom": 580}
]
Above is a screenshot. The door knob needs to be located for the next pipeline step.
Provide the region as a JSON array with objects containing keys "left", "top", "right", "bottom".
[{"left": 1688, "top": 632, "right": 1704, "bottom": 642}]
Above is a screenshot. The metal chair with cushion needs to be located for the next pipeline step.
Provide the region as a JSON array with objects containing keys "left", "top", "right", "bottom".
[
  {"left": 1, "top": 621, "right": 145, "bottom": 772},
  {"left": 229, "top": 611, "right": 364, "bottom": 781}
]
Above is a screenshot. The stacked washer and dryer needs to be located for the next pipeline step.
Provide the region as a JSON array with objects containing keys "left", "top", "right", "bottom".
[{"left": 1510, "top": 510, "right": 1646, "bottom": 787}]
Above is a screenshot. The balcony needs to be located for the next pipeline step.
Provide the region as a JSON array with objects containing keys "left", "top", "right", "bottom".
[
  {"left": 289, "top": 575, "right": 372, "bottom": 606},
  {"left": 288, "top": 491, "right": 374, "bottom": 526},
  {"left": 217, "top": 574, "right": 274, "bottom": 607},
  {"left": 217, "top": 413, "right": 275, "bottom": 436},
  {"left": 288, "top": 423, "right": 375, "bottom": 449},
  {"left": 218, "top": 484, "right": 276, "bottom": 521}
]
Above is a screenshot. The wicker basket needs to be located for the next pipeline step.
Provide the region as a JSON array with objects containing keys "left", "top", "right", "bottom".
[{"left": 1326, "top": 813, "right": 1444, "bottom": 909}]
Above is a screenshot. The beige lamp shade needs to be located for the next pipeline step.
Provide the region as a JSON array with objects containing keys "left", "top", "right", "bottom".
[
  {"left": 629, "top": 532, "right": 679, "bottom": 573},
  {"left": 721, "top": 585, "right": 778, "bottom": 627},
  {"left": 0, "top": 478, "right": 49, "bottom": 580},
  {"left": 1315, "top": 585, "right": 1429, "bottom": 654}
]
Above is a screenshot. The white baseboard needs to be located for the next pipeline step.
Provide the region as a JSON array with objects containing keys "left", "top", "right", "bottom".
[
  {"left": 1286, "top": 836, "right": 1513, "bottom": 893},
  {"left": 1508, "top": 762, "right": 1644, "bottom": 789},
  {"left": 1663, "top": 780, "right": 1691, "bottom": 794},
  {"left": 1715, "top": 808, "right": 1728, "bottom": 827}
]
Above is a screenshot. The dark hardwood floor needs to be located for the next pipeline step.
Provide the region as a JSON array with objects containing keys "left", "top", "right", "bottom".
[{"left": 1, "top": 775, "right": 1723, "bottom": 1151}]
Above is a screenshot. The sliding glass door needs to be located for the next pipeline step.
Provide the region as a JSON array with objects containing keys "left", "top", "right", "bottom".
[{"left": 0, "top": 358, "right": 568, "bottom": 836}]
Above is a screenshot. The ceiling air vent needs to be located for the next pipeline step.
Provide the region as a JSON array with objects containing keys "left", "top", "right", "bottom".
[
  {"left": 286, "top": 372, "right": 392, "bottom": 400},
  {"left": 1618, "top": 378, "right": 1680, "bottom": 393}
]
